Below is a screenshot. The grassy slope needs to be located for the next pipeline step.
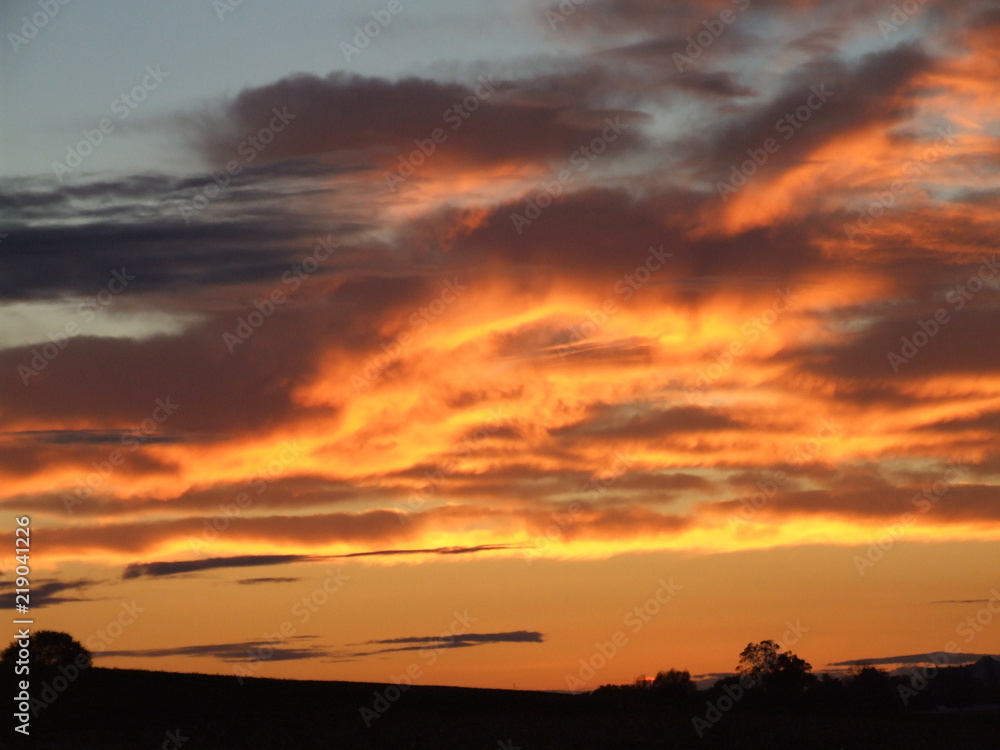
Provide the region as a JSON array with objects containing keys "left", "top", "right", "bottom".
[{"left": 22, "top": 667, "right": 1000, "bottom": 749}]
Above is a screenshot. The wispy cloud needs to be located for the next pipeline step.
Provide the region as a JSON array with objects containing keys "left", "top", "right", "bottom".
[
  {"left": 0, "top": 578, "right": 100, "bottom": 609},
  {"left": 236, "top": 577, "right": 302, "bottom": 585},
  {"left": 98, "top": 635, "right": 326, "bottom": 662},
  {"left": 828, "top": 652, "right": 999, "bottom": 667},
  {"left": 348, "top": 631, "right": 545, "bottom": 656},
  {"left": 123, "top": 545, "right": 527, "bottom": 578},
  {"left": 122, "top": 555, "right": 315, "bottom": 579}
]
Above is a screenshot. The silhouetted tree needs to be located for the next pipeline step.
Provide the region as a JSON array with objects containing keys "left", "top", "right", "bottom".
[
  {"left": 651, "top": 668, "right": 697, "bottom": 699},
  {"left": 736, "top": 640, "right": 813, "bottom": 694},
  {"left": 844, "top": 666, "right": 901, "bottom": 711},
  {"left": 808, "top": 672, "right": 846, "bottom": 708},
  {"left": 1, "top": 630, "right": 91, "bottom": 674},
  {"left": 631, "top": 674, "right": 651, "bottom": 689}
]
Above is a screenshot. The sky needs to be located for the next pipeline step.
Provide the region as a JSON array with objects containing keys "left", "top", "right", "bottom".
[{"left": 1, "top": 0, "right": 999, "bottom": 692}]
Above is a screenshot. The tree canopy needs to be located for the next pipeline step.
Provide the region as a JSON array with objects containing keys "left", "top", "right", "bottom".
[
  {"left": 736, "top": 639, "right": 813, "bottom": 692},
  {"left": 1, "top": 630, "right": 92, "bottom": 672}
]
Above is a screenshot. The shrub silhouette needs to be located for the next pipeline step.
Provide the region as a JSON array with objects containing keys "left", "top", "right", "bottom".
[
  {"left": 651, "top": 668, "right": 697, "bottom": 698},
  {"left": 844, "top": 666, "right": 901, "bottom": 711},
  {"left": 736, "top": 639, "right": 813, "bottom": 695},
  {"left": 1, "top": 630, "right": 92, "bottom": 674},
  {"left": 594, "top": 642, "right": 998, "bottom": 722}
]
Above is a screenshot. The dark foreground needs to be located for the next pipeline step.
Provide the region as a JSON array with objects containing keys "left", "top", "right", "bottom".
[{"left": 15, "top": 668, "right": 1000, "bottom": 749}]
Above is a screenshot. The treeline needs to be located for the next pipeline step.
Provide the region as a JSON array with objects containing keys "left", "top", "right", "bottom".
[{"left": 588, "top": 640, "right": 1000, "bottom": 733}]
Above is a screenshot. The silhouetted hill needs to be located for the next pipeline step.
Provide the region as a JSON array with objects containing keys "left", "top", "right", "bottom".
[
  {"left": 969, "top": 656, "right": 1000, "bottom": 688},
  {"left": 17, "top": 667, "right": 1000, "bottom": 749}
]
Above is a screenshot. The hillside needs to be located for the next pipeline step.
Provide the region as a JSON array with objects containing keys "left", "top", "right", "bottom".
[{"left": 19, "top": 667, "right": 1000, "bottom": 749}]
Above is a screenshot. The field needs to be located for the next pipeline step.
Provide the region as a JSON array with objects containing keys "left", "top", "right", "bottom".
[{"left": 24, "top": 668, "right": 1000, "bottom": 749}]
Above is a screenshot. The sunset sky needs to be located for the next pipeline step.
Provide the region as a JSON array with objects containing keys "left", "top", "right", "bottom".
[{"left": 2, "top": 0, "right": 999, "bottom": 692}]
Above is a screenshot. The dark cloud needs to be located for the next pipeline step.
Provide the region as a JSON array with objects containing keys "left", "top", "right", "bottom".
[
  {"left": 683, "top": 43, "right": 936, "bottom": 179},
  {"left": 98, "top": 631, "right": 543, "bottom": 663},
  {"left": 435, "top": 187, "right": 828, "bottom": 289},
  {"left": 98, "top": 635, "right": 325, "bottom": 662},
  {"left": 351, "top": 630, "right": 544, "bottom": 656},
  {"left": 705, "top": 483, "right": 1000, "bottom": 523},
  {"left": 0, "top": 430, "right": 201, "bottom": 480},
  {"left": 338, "top": 544, "right": 525, "bottom": 558},
  {"left": 0, "top": 429, "right": 194, "bottom": 446},
  {"left": 0, "top": 578, "right": 99, "bottom": 609},
  {"left": 794, "top": 305, "right": 1000, "bottom": 381},
  {"left": 829, "top": 652, "right": 998, "bottom": 667},
  {"left": 547, "top": 507, "right": 692, "bottom": 539},
  {"left": 916, "top": 410, "right": 1000, "bottom": 433},
  {"left": 551, "top": 404, "right": 742, "bottom": 441},
  {"left": 0, "top": 165, "right": 368, "bottom": 302},
  {"left": 123, "top": 544, "right": 525, "bottom": 578},
  {"left": 0, "top": 318, "right": 342, "bottom": 435},
  {"left": 0, "top": 440, "right": 181, "bottom": 481},
  {"left": 616, "top": 471, "right": 714, "bottom": 494},
  {"left": 0, "top": 475, "right": 392, "bottom": 518},
  {"left": 188, "top": 71, "right": 648, "bottom": 173},
  {"left": 236, "top": 577, "right": 302, "bottom": 585},
  {"left": 123, "top": 555, "right": 315, "bottom": 579}
]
